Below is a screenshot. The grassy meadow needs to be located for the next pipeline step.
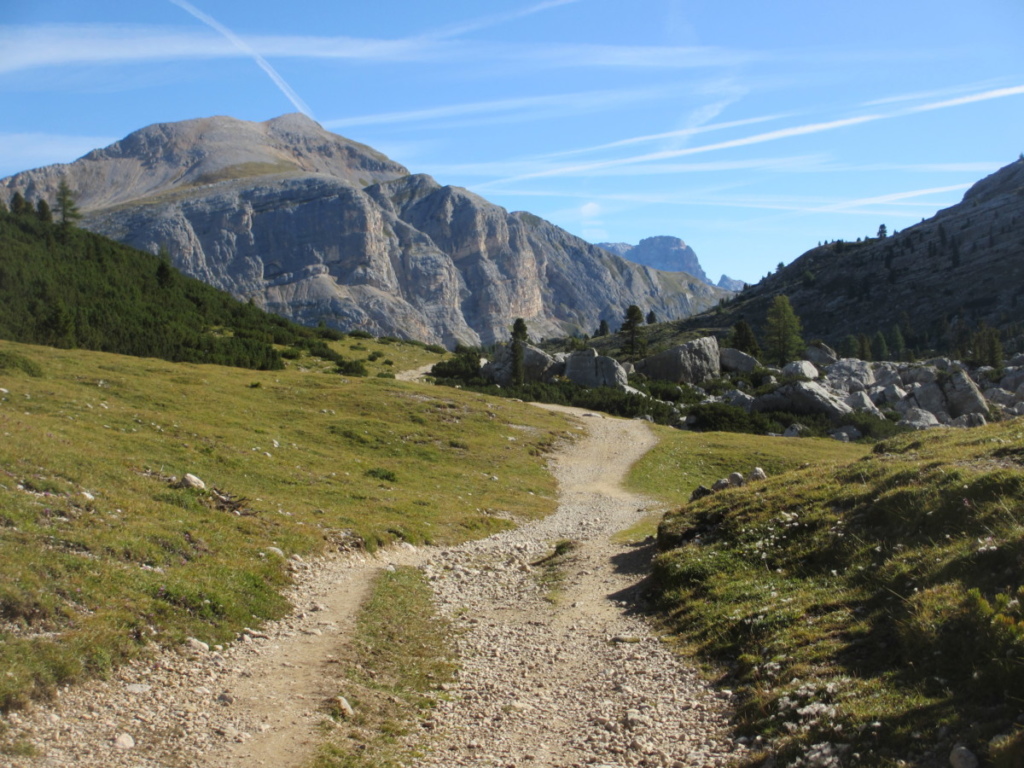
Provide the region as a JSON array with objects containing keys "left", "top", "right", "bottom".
[
  {"left": 0, "top": 339, "right": 571, "bottom": 713},
  {"left": 650, "top": 421, "right": 1024, "bottom": 766}
]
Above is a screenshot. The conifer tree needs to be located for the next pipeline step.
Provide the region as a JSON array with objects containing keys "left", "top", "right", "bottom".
[
  {"left": 764, "top": 295, "right": 803, "bottom": 366},
  {"left": 511, "top": 317, "right": 528, "bottom": 386},
  {"left": 889, "top": 324, "right": 906, "bottom": 361},
  {"left": 840, "top": 335, "right": 859, "bottom": 359},
  {"left": 36, "top": 199, "right": 53, "bottom": 223},
  {"left": 621, "top": 305, "right": 645, "bottom": 360},
  {"left": 56, "top": 180, "right": 82, "bottom": 230},
  {"left": 11, "top": 192, "right": 29, "bottom": 215},
  {"left": 728, "top": 319, "right": 761, "bottom": 358},
  {"left": 594, "top": 318, "right": 610, "bottom": 337},
  {"left": 871, "top": 331, "right": 889, "bottom": 361}
]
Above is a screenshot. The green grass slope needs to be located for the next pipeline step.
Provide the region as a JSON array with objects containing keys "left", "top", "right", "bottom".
[
  {"left": 0, "top": 340, "right": 570, "bottom": 713},
  {"left": 0, "top": 209, "right": 360, "bottom": 370},
  {"left": 651, "top": 421, "right": 1024, "bottom": 766}
]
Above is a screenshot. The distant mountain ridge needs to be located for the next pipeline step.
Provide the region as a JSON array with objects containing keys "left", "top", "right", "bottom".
[
  {"left": 0, "top": 114, "right": 730, "bottom": 347},
  {"left": 598, "top": 236, "right": 746, "bottom": 291},
  {"left": 672, "top": 157, "right": 1024, "bottom": 352}
]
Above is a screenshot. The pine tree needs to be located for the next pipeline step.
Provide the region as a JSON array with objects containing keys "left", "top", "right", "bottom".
[
  {"left": 840, "top": 335, "right": 859, "bottom": 359},
  {"left": 510, "top": 318, "right": 528, "bottom": 386},
  {"left": 877, "top": 223, "right": 887, "bottom": 239},
  {"left": 764, "top": 295, "right": 803, "bottom": 366},
  {"left": 871, "top": 331, "right": 889, "bottom": 361},
  {"left": 728, "top": 320, "right": 761, "bottom": 358},
  {"left": 621, "top": 305, "right": 645, "bottom": 360},
  {"left": 56, "top": 180, "right": 82, "bottom": 230},
  {"left": 646, "top": 309, "right": 657, "bottom": 325},
  {"left": 857, "top": 333, "right": 872, "bottom": 361},
  {"left": 36, "top": 199, "right": 53, "bottom": 223},
  {"left": 594, "top": 319, "right": 610, "bottom": 337},
  {"left": 889, "top": 324, "right": 906, "bottom": 361},
  {"left": 11, "top": 192, "right": 30, "bottom": 216}
]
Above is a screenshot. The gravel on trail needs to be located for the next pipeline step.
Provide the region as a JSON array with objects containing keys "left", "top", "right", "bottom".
[
  {"left": 1, "top": 406, "right": 737, "bottom": 768},
  {"left": 411, "top": 406, "right": 736, "bottom": 767}
]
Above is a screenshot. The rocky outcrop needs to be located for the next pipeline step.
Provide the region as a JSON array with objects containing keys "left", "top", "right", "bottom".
[
  {"left": 803, "top": 343, "right": 838, "bottom": 367},
  {"left": 720, "top": 347, "right": 759, "bottom": 374},
  {"left": 1, "top": 114, "right": 731, "bottom": 347},
  {"left": 782, "top": 360, "right": 818, "bottom": 379},
  {"left": 599, "top": 236, "right": 709, "bottom": 283},
  {"left": 717, "top": 275, "right": 746, "bottom": 292},
  {"left": 481, "top": 343, "right": 559, "bottom": 387},
  {"left": 752, "top": 380, "right": 853, "bottom": 423},
  {"left": 635, "top": 337, "right": 720, "bottom": 384},
  {"left": 563, "top": 349, "right": 628, "bottom": 389}
]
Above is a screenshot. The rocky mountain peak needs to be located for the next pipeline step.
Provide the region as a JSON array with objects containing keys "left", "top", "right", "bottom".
[
  {"left": 960, "top": 156, "right": 1024, "bottom": 206},
  {"left": 0, "top": 114, "right": 731, "bottom": 347},
  {"left": 598, "top": 235, "right": 708, "bottom": 284},
  {"left": 1, "top": 114, "right": 409, "bottom": 212}
]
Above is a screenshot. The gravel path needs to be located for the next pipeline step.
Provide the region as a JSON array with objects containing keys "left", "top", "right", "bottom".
[
  {"left": 412, "top": 406, "right": 736, "bottom": 767},
  {"left": 1, "top": 406, "right": 736, "bottom": 768}
]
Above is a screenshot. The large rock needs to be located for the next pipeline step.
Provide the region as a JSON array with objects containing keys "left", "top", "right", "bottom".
[
  {"left": 803, "top": 342, "right": 837, "bottom": 366},
  {"left": 1000, "top": 367, "right": 1024, "bottom": 392},
  {"left": 942, "top": 370, "right": 989, "bottom": 418},
  {"left": 983, "top": 387, "right": 1017, "bottom": 407},
  {"left": 720, "top": 347, "right": 759, "bottom": 374},
  {"left": 752, "top": 380, "right": 853, "bottom": 423},
  {"left": 636, "top": 336, "right": 720, "bottom": 384},
  {"left": 826, "top": 359, "right": 875, "bottom": 393},
  {"left": 782, "top": 360, "right": 818, "bottom": 379},
  {"left": 911, "top": 381, "right": 948, "bottom": 417},
  {"left": 481, "top": 343, "right": 557, "bottom": 386},
  {"left": 563, "top": 348, "right": 628, "bottom": 389},
  {"left": 900, "top": 365, "right": 939, "bottom": 386},
  {"left": 844, "top": 390, "right": 884, "bottom": 419},
  {"left": 898, "top": 407, "right": 943, "bottom": 430}
]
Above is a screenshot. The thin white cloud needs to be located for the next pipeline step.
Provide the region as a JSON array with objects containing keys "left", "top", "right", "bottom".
[
  {"left": 537, "top": 113, "right": 789, "bottom": 159},
  {"left": 477, "top": 114, "right": 882, "bottom": 187},
  {"left": 516, "top": 42, "right": 759, "bottom": 69},
  {"left": 477, "top": 84, "right": 1024, "bottom": 188},
  {"left": 0, "top": 22, "right": 753, "bottom": 75},
  {"left": 860, "top": 80, "right": 1004, "bottom": 107},
  {"left": 420, "top": 0, "right": 582, "bottom": 40},
  {"left": 483, "top": 187, "right": 963, "bottom": 218},
  {"left": 903, "top": 84, "right": 1024, "bottom": 114},
  {"left": 168, "top": 0, "right": 313, "bottom": 117},
  {"left": 323, "top": 86, "right": 673, "bottom": 130},
  {"left": 811, "top": 183, "right": 973, "bottom": 213}
]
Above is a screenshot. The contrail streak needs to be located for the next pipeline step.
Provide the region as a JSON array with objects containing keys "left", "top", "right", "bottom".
[{"left": 168, "top": 0, "right": 313, "bottom": 118}]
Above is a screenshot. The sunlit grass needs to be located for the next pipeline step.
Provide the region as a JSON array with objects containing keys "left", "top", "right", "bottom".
[
  {"left": 650, "top": 420, "right": 1024, "bottom": 766},
  {"left": 0, "top": 339, "right": 569, "bottom": 714}
]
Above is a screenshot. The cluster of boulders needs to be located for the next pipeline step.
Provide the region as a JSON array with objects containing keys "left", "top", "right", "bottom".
[
  {"left": 480, "top": 336, "right": 1024, "bottom": 434},
  {"left": 690, "top": 467, "right": 768, "bottom": 502},
  {"left": 717, "top": 346, "right": 1024, "bottom": 433},
  {"left": 481, "top": 336, "right": 720, "bottom": 392}
]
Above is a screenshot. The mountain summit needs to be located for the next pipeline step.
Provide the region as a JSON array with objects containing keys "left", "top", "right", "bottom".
[
  {"left": 1, "top": 115, "right": 728, "bottom": 346},
  {"left": 598, "top": 236, "right": 707, "bottom": 282}
]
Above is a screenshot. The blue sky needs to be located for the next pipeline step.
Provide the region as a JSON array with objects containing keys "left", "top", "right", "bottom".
[{"left": 2, "top": 0, "right": 1022, "bottom": 283}]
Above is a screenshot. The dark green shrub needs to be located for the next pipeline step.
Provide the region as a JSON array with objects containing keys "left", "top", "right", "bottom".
[{"left": 365, "top": 467, "right": 397, "bottom": 483}]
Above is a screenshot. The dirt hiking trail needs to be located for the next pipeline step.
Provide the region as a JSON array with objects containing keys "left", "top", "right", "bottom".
[{"left": 3, "top": 407, "right": 735, "bottom": 768}]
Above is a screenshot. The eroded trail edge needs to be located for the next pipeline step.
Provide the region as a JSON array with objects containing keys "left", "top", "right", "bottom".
[{"left": 413, "top": 407, "right": 734, "bottom": 767}]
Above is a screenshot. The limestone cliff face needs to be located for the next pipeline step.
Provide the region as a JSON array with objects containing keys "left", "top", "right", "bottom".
[
  {"left": 599, "top": 236, "right": 708, "bottom": 283},
  {"left": 1, "top": 114, "right": 730, "bottom": 346}
]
